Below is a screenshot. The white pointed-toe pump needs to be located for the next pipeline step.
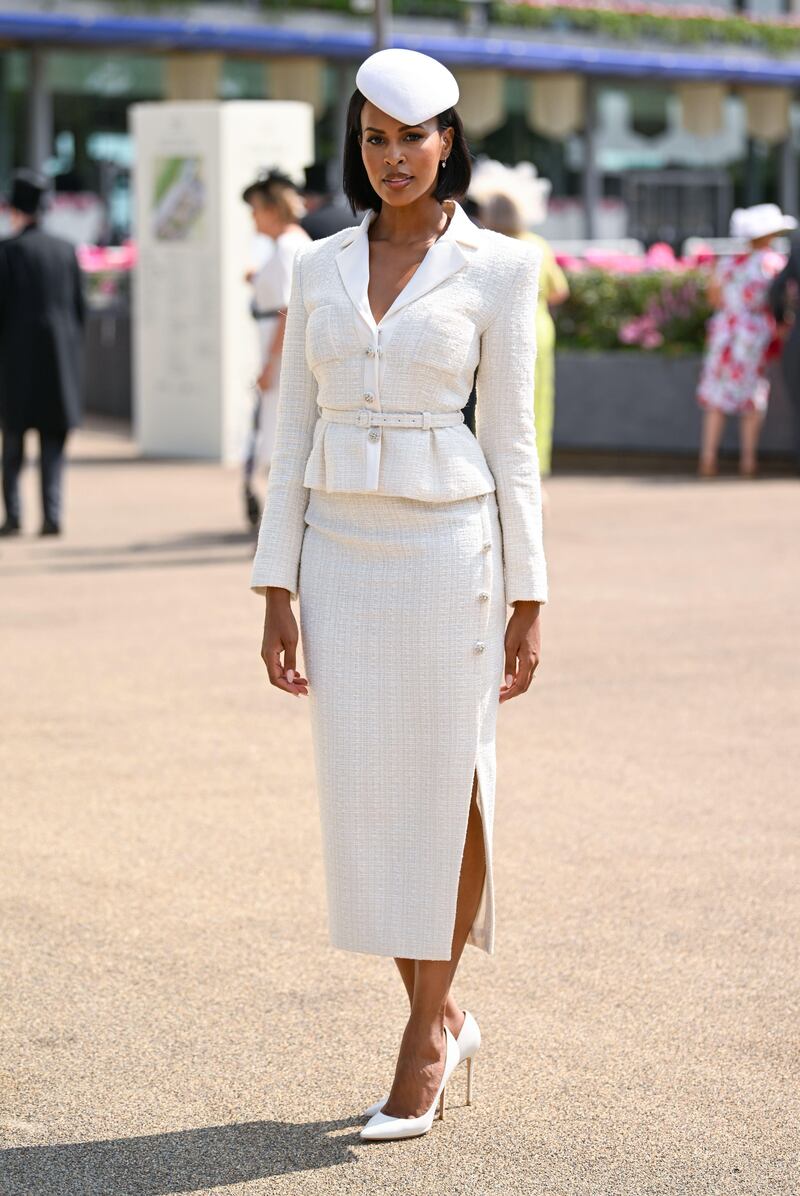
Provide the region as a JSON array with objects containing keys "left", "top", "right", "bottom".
[
  {"left": 362, "top": 1009, "right": 481, "bottom": 1119},
  {"left": 360, "top": 1025, "right": 460, "bottom": 1142}
]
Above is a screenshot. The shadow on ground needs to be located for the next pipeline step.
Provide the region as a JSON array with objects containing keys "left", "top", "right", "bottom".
[
  {"left": 0, "top": 1117, "right": 362, "bottom": 1195},
  {"left": 44, "top": 531, "right": 256, "bottom": 557},
  {"left": 1, "top": 530, "right": 257, "bottom": 578}
]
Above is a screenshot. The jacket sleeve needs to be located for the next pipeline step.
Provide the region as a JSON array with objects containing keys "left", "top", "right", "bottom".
[
  {"left": 474, "top": 246, "right": 548, "bottom": 606},
  {"left": 250, "top": 249, "right": 318, "bottom": 599}
]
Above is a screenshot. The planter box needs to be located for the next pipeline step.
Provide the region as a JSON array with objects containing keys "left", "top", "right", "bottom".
[
  {"left": 84, "top": 303, "right": 132, "bottom": 421},
  {"left": 554, "top": 350, "right": 796, "bottom": 458}
]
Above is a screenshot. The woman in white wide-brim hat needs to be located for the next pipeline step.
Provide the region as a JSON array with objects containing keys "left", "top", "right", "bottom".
[
  {"left": 697, "top": 203, "right": 795, "bottom": 477},
  {"left": 251, "top": 48, "right": 547, "bottom": 1141}
]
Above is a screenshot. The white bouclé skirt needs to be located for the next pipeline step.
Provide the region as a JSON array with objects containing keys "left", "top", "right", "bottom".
[{"left": 298, "top": 487, "right": 506, "bottom": 961}]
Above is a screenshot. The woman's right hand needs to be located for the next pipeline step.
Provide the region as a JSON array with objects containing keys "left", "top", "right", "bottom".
[{"left": 261, "top": 588, "right": 309, "bottom": 696}]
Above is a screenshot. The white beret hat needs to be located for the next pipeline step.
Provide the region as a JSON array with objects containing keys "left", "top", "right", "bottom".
[{"left": 356, "top": 48, "right": 459, "bottom": 127}]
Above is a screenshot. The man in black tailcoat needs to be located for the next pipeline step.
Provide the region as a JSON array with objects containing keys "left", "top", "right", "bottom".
[
  {"left": 0, "top": 169, "right": 85, "bottom": 536},
  {"left": 299, "top": 161, "right": 355, "bottom": 241}
]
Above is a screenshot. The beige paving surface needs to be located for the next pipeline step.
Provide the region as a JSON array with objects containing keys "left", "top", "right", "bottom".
[{"left": 1, "top": 422, "right": 798, "bottom": 1196}]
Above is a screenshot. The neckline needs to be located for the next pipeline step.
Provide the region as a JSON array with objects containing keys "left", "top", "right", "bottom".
[
  {"left": 366, "top": 199, "right": 454, "bottom": 248},
  {"left": 365, "top": 201, "right": 455, "bottom": 328}
]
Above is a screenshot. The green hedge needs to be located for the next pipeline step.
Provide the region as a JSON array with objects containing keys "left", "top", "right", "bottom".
[
  {"left": 554, "top": 268, "right": 713, "bottom": 354},
  {"left": 254, "top": 0, "right": 800, "bottom": 54},
  {"left": 494, "top": 4, "right": 800, "bottom": 55}
]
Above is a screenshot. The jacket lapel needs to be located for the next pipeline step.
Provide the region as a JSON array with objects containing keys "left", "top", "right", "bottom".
[
  {"left": 379, "top": 238, "right": 469, "bottom": 322},
  {"left": 334, "top": 200, "right": 478, "bottom": 329},
  {"left": 335, "top": 213, "right": 375, "bottom": 332}
]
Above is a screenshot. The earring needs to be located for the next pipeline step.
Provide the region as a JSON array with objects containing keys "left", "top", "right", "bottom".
[{"left": 440, "top": 159, "right": 447, "bottom": 169}]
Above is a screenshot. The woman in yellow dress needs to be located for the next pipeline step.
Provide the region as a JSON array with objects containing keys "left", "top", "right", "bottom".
[{"left": 477, "top": 184, "right": 569, "bottom": 478}]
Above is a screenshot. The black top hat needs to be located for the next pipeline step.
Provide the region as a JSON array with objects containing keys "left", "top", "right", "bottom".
[
  {"left": 302, "top": 161, "right": 331, "bottom": 195},
  {"left": 10, "top": 168, "right": 48, "bottom": 216}
]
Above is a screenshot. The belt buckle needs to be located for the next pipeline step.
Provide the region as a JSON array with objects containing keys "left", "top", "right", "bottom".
[
  {"left": 421, "top": 412, "right": 432, "bottom": 430},
  {"left": 356, "top": 410, "right": 371, "bottom": 428}
]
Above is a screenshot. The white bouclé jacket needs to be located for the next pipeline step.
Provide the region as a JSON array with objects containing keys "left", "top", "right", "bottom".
[{"left": 250, "top": 199, "right": 548, "bottom": 607}]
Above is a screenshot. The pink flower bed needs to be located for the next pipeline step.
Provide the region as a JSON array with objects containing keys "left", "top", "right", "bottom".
[
  {"left": 76, "top": 242, "right": 137, "bottom": 273},
  {"left": 554, "top": 246, "right": 715, "bottom": 352},
  {"left": 555, "top": 241, "right": 715, "bottom": 275}
]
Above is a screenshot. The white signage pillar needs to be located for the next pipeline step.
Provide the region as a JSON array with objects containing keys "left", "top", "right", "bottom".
[{"left": 131, "top": 101, "right": 314, "bottom": 461}]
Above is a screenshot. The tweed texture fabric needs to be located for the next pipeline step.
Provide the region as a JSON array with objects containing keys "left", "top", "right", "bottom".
[
  {"left": 250, "top": 199, "right": 547, "bottom": 960},
  {"left": 250, "top": 200, "right": 548, "bottom": 607},
  {"left": 299, "top": 487, "right": 506, "bottom": 960}
]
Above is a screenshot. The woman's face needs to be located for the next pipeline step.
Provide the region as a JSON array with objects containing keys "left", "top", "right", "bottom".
[
  {"left": 249, "top": 195, "right": 282, "bottom": 238},
  {"left": 359, "top": 101, "right": 453, "bottom": 209}
]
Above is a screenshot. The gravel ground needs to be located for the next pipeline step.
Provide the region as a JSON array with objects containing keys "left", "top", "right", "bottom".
[{"left": 1, "top": 423, "right": 798, "bottom": 1196}]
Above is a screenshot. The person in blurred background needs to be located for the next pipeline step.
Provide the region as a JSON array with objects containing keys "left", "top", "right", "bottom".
[
  {"left": 241, "top": 170, "right": 310, "bottom": 528},
  {"left": 300, "top": 161, "right": 355, "bottom": 241},
  {"left": 696, "top": 204, "right": 795, "bottom": 479},
  {"left": 472, "top": 161, "right": 568, "bottom": 485},
  {"left": 768, "top": 229, "right": 800, "bottom": 475},
  {"left": 0, "top": 169, "right": 85, "bottom": 537}
]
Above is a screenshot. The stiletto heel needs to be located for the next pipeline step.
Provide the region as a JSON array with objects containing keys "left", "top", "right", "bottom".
[
  {"left": 465, "top": 1055, "right": 474, "bottom": 1105},
  {"left": 362, "top": 1008, "right": 481, "bottom": 1118},
  {"left": 360, "top": 1026, "right": 459, "bottom": 1142}
]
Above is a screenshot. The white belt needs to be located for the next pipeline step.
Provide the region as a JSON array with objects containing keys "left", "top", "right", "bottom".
[{"left": 319, "top": 407, "right": 464, "bottom": 431}]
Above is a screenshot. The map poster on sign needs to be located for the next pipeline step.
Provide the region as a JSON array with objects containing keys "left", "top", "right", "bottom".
[{"left": 152, "top": 156, "right": 206, "bottom": 243}]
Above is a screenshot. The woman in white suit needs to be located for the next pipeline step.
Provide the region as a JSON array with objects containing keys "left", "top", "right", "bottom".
[{"left": 251, "top": 48, "right": 548, "bottom": 1141}]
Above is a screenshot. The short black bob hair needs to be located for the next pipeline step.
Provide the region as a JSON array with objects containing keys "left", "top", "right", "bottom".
[{"left": 342, "top": 89, "right": 471, "bottom": 215}]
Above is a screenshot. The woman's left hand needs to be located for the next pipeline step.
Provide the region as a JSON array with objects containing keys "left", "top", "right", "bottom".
[{"left": 500, "top": 601, "right": 541, "bottom": 702}]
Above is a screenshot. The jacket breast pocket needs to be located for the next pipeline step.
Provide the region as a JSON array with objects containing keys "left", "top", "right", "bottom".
[
  {"left": 413, "top": 310, "right": 479, "bottom": 379},
  {"left": 305, "top": 303, "right": 354, "bottom": 371}
]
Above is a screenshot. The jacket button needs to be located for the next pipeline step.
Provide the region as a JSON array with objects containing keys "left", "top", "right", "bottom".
[
  {"left": 364, "top": 393, "right": 375, "bottom": 403},
  {"left": 482, "top": 541, "right": 491, "bottom": 553},
  {"left": 368, "top": 429, "right": 381, "bottom": 442},
  {"left": 474, "top": 641, "right": 486, "bottom": 653},
  {"left": 478, "top": 591, "right": 489, "bottom": 602},
  {"left": 366, "top": 346, "right": 375, "bottom": 357}
]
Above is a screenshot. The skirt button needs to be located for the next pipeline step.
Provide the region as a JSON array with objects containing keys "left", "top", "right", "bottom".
[
  {"left": 368, "top": 429, "right": 381, "bottom": 442},
  {"left": 478, "top": 591, "right": 489, "bottom": 602},
  {"left": 474, "top": 641, "right": 486, "bottom": 653},
  {"left": 482, "top": 541, "right": 491, "bottom": 553}
]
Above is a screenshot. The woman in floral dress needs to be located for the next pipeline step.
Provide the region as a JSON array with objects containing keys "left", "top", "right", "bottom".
[{"left": 697, "top": 204, "right": 795, "bottom": 477}]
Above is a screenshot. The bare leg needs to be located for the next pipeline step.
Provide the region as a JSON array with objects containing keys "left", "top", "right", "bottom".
[
  {"left": 739, "top": 410, "right": 763, "bottom": 475},
  {"left": 392, "top": 958, "right": 416, "bottom": 1005},
  {"left": 699, "top": 409, "right": 726, "bottom": 475},
  {"left": 392, "top": 962, "right": 465, "bottom": 1038},
  {"left": 392, "top": 774, "right": 484, "bottom": 1032},
  {"left": 382, "top": 774, "right": 486, "bottom": 1118}
]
